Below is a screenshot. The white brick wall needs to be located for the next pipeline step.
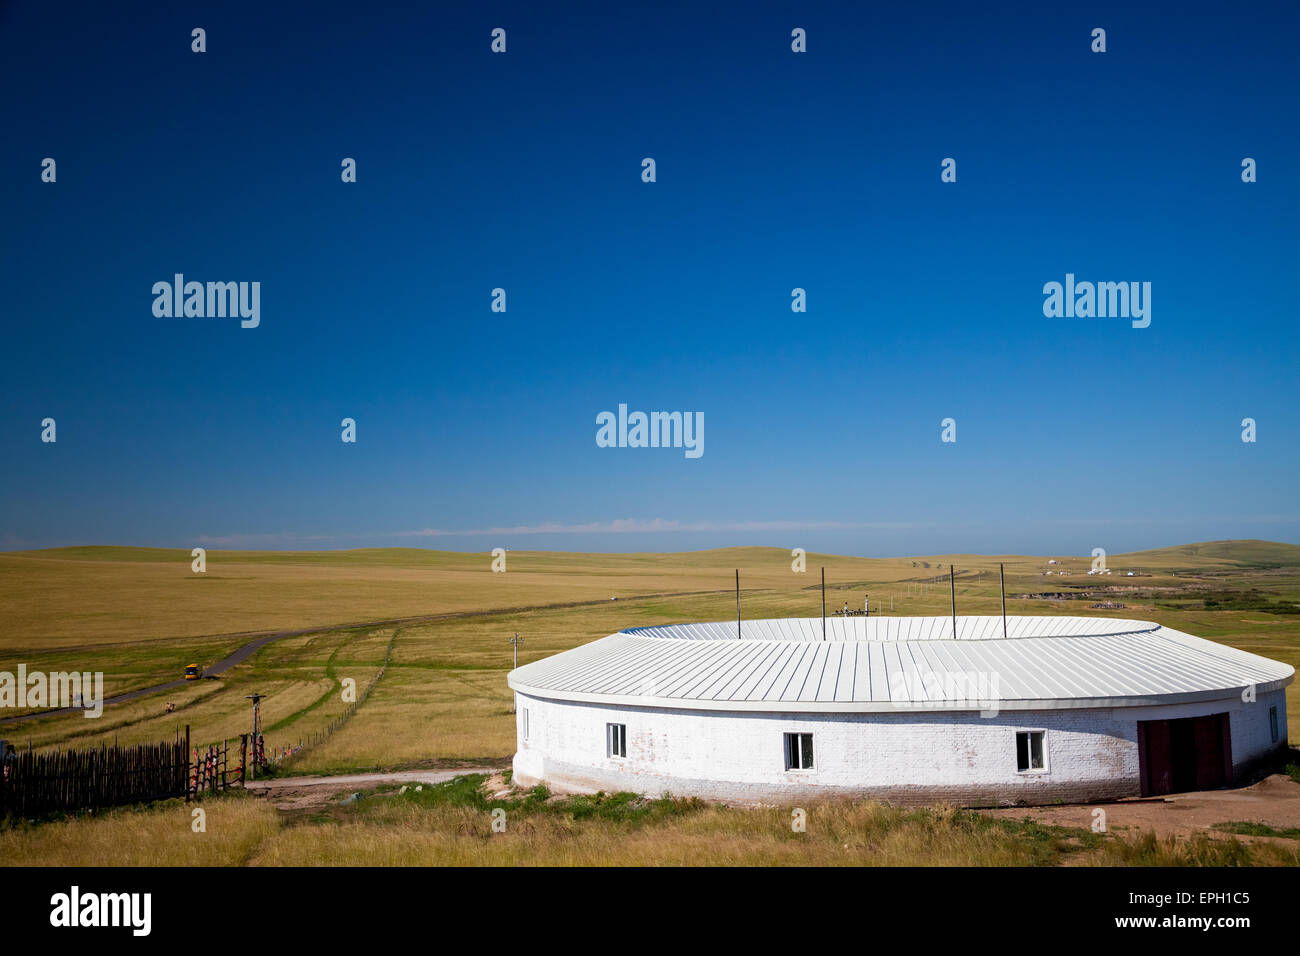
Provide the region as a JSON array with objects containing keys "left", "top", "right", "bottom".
[{"left": 512, "top": 689, "right": 1288, "bottom": 806}]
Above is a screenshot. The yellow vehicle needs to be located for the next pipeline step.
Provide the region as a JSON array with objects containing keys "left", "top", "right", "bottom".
[{"left": 184, "top": 663, "right": 202, "bottom": 681}]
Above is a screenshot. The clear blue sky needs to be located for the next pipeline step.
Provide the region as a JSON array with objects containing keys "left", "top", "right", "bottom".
[{"left": 2, "top": 1, "right": 1297, "bottom": 556}]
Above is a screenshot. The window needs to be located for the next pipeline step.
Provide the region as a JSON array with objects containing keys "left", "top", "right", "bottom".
[
  {"left": 1016, "top": 730, "right": 1047, "bottom": 772},
  {"left": 521, "top": 707, "right": 530, "bottom": 741},
  {"left": 784, "top": 732, "right": 814, "bottom": 770},
  {"left": 607, "top": 722, "right": 627, "bottom": 758},
  {"left": 1270, "top": 706, "right": 1279, "bottom": 744}
]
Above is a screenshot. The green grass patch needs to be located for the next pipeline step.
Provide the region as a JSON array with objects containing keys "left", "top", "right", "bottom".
[
  {"left": 379, "top": 773, "right": 707, "bottom": 826},
  {"left": 1099, "top": 830, "right": 1254, "bottom": 866},
  {"left": 1213, "top": 821, "right": 1300, "bottom": 840}
]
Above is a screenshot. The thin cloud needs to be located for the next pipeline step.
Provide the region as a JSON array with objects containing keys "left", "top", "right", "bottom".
[
  {"left": 195, "top": 532, "right": 337, "bottom": 547},
  {"left": 393, "top": 519, "right": 920, "bottom": 537}
]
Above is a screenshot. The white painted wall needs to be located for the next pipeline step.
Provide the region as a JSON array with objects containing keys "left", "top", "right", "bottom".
[{"left": 512, "top": 689, "right": 1288, "bottom": 805}]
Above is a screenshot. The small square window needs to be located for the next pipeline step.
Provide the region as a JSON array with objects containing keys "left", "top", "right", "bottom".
[
  {"left": 784, "top": 732, "right": 814, "bottom": 770},
  {"left": 1016, "top": 730, "right": 1047, "bottom": 773},
  {"left": 1270, "top": 706, "right": 1279, "bottom": 744},
  {"left": 607, "top": 722, "right": 627, "bottom": 758}
]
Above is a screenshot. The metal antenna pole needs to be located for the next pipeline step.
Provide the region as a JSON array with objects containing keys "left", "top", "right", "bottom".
[
  {"left": 950, "top": 565, "right": 957, "bottom": 639},
  {"left": 736, "top": 569, "right": 741, "bottom": 639},
  {"left": 509, "top": 634, "right": 525, "bottom": 712},
  {"left": 821, "top": 567, "right": 826, "bottom": 640},
  {"left": 1000, "top": 563, "right": 1008, "bottom": 639}
]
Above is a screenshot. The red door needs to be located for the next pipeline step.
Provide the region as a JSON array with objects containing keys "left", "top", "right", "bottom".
[
  {"left": 1139, "top": 713, "right": 1232, "bottom": 796},
  {"left": 1138, "top": 719, "right": 1172, "bottom": 796},
  {"left": 1192, "top": 712, "right": 1231, "bottom": 790}
]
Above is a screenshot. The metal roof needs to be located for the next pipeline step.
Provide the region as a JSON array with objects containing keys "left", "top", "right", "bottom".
[{"left": 507, "top": 616, "right": 1294, "bottom": 712}]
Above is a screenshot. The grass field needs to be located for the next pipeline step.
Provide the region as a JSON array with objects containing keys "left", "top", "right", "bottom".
[
  {"left": 4, "top": 777, "right": 1297, "bottom": 867},
  {"left": 2, "top": 539, "right": 1299, "bottom": 865}
]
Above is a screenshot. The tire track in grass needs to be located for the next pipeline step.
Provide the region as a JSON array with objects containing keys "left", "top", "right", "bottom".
[
  {"left": 272, "top": 629, "right": 400, "bottom": 770},
  {"left": 263, "top": 631, "right": 357, "bottom": 735},
  {"left": 2, "top": 588, "right": 728, "bottom": 725}
]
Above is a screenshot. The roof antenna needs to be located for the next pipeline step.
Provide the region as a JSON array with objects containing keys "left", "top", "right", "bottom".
[
  {"left": 735, "top": 569, "right": 741, "bottom": 640},
  {"left": 821, "top": 567, "right": 827, "bottom": 640},
  {"left": 950, "top": 565, "right": 957, "bottom": 639},
  {"left": 1000, "top": 563, "right": 1008, "bottom": 639}
]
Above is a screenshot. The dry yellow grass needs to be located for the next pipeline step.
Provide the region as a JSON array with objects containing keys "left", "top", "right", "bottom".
[
  {"left": 287, "top": 670, "right": 511, "bottom": 772},
  {"left": 4, "top": 777, "right": 1284, "bottom": 868},
  {"left": 6, "top": 543, "right": 1298, "bottom": 774},
  {"left": 3, "top": 540, "right": 1298, "bottom": 873},
  {"left": 1, "top": 547, "right": 834, "bottom": 651},
  {"left": 250, "top": 799, "right": 1065, "bottom": 867},
  {"left": 0, "top": 795, "right": 280, "bottom": 866},
  {"left": 7, "top": 627, "right": 393, "bottom": 759}
]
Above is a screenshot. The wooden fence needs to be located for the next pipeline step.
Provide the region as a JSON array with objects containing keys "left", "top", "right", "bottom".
[
  {"left": 1, "top": 737, "right": 190, "bottom": 818},
  {"left": 1, "top": 630, "right": 401, "bottom": 812},
  {"left": 0, "top": 727, "right": 254, "bottom": 819},
  {"left": 190, "top": 739, "right": 232, "bottom": 795}
]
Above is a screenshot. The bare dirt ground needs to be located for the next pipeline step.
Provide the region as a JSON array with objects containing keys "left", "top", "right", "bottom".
[
  {"left": 982, "top": 773, "right": 1300, "bottom": 850},
  {"left": 245, "top": 768, "right": 501, "bottom": 812}
]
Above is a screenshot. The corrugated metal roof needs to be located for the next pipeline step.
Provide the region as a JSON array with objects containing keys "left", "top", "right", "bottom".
[{"left": 507, "top": 616, "right": 1294, "bottom": 712}]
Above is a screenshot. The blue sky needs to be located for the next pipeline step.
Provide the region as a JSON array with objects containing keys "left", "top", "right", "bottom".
[{"left": 2, "top": 1, "right": 1297, "bottom": 556}]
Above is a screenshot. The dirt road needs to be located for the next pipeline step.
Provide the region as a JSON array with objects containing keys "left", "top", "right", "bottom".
[
  {"left": 982, "top": 773, "right": 1300, "bottom": 844},
  {"left": 245, "top": 768, "right": 502, "bottom": 812}
]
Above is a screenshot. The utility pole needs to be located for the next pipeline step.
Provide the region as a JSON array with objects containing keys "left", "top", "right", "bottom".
[
  {"left": 949, "top": 566, "right": 957, "bottom": 639},
  {"left": 245, "top": 693, "right": 265, "bottom": 778},
  {"left": 246, "top": 694, "right": 264, "bottom": 740},
  {"left": 821, "top": 567, "right": 826, "bottom": 640},
  {"left": 735, "top": 569, "right": 741, "bottom": 639},
  {"left": 864, "top": 592, "right": 869, "bottom": 618}
]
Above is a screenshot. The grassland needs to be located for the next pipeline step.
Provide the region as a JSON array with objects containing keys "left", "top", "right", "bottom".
[
  {"left": 2, "top": 539, "right": 1299, "bottom": 865},
  {"left": 3, "top": 776, "right": 1296, "bottom": 867}
]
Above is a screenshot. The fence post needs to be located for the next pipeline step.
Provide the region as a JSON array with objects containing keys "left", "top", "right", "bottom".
[{"left": 184, "top": 725, "right": 191, "bottom": 801}]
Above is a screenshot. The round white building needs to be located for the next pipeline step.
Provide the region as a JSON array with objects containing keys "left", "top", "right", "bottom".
[{"left": 508, "top": 616, "right": 1293, "bottom": 805}]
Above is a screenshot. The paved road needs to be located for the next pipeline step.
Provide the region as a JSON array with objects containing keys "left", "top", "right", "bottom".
[
  {"left": 1, "top": 623, "right": 352, "bottom": 725},
  {"left": 0, "top": 586, "right": 725, "bottom": 725}
]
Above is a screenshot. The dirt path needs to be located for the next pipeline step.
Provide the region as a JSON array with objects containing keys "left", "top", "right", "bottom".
[
  {"left": 245, "top": 768, "right": 502, "bottom": 812},
  {"left": 981, "top": 773, "right": 1300, "bottom": 844}
]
